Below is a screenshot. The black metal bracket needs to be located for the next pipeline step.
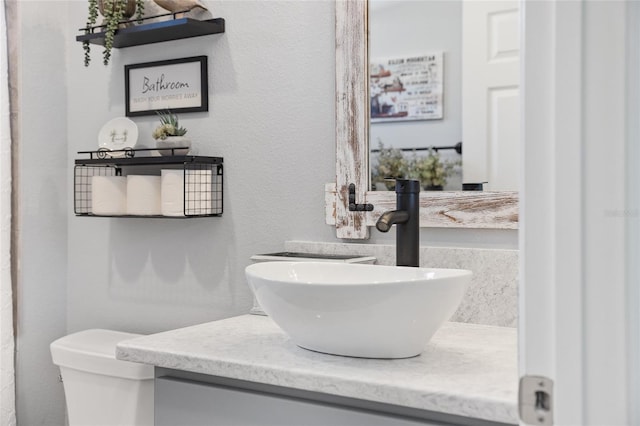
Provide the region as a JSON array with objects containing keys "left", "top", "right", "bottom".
[{"left": 348, "top": 184, "right": 374, "bottom": 212}]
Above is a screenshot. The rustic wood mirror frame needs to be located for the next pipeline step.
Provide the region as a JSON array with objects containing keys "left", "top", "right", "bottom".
[{"left": 325, "top": 0, "right": 518, "bottom": 239}]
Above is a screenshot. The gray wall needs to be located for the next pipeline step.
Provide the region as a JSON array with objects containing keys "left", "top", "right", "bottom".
[
  {"left": 15, "top": 2, "right": 69, "bottom": 425},
  {"left": 13, "top": 1, "right": 517, "bottom": 425},
  {"left": 65, "top": 0, "right": 337, "bottom": 333}
]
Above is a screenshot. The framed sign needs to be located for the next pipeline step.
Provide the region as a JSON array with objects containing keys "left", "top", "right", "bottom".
[
  {"left": 370, "top": 53, "right": 443, "bottom": 123},
  {"left": 125, "top": 56, "right": 208, "bottom": 117}
]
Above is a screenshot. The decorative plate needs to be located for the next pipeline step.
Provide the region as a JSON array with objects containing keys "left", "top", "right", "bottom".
[{"left": 98, "top": 117, "right": 138, "bottom": 157}]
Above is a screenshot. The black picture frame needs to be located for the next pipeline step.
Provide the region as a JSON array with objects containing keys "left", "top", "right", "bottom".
[{"left": 125, "top": 56, "right": 208, "bottom": 117}]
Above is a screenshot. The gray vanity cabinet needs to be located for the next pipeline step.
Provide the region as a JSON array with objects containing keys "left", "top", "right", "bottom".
[
  {"left": 154, "top": 373, "right": 512, "bottom": 426},
  {"left": 155, "top": 377, "right": 442, "bottom": 426}
]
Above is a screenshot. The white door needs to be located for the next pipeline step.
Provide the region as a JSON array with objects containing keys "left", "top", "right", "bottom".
[
  {"left": 521, "top": 1, "right": 634, "bottom": 425},
  {"left": 462, "top": 0, "right": 519, "bottom": 191}
]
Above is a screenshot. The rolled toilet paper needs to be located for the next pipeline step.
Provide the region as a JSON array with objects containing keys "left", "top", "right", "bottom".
[
  {"left": 127, "top": 175, "right": 162, "bottom": 215},
  {"left": 91, "top": 176, "right": 127, "bottom": 215},
  {"left": 162, "top": 169, "right": 215, "bottom": 216},
  {"left": 161, "top": 169, "right": 185, "bottom": 217}
]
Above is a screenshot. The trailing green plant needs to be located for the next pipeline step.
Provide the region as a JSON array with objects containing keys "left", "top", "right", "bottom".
[
  {"left": 83, "top": 0, "right": 100, "bottom": 66},
  {"left": 102, "top": 0, "right": 127, "bottom": 65},
  {"left": 152, "top": 110, "right": 188, "bottom": 140},
  {"left": 83, "top": 0, "right": 143, "bottom": 67},
  {"left": 371, "top": 140, "right": 409, "bottom": 190},
  {"left": 135, "top": 0, "right": 145, "bottom": 23}
]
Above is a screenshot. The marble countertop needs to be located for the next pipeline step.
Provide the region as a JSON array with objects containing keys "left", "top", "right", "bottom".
[{"left": 116, "top": 315, "right": 518, "bottom": 424}]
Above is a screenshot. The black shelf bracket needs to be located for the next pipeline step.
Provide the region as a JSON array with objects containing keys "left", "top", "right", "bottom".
[{"left": 348, "top": 183, "right": 374, "bottom": 212}]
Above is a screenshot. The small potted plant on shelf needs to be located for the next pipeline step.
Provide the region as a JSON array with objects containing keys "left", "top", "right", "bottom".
[
  {"left": 371, "top": 140, "right": 409, "bottom": 190},
  {"left": 409, "top": 149, "right": 459, "bottom": 190},
  {"left": 152, "top": 110, "right": 191, "bottom": 156},
  {"left": 83, "top": 0, "right": 145, "bottom": 67}
]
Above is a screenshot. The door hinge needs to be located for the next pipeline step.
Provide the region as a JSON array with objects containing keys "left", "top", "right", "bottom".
[{"left": 519, "top": 375, "right": 553, "bottom": 425}]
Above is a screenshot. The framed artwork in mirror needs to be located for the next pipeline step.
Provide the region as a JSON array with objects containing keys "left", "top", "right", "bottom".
[{"left": 370, "top": 53, "right": 443, "bottom": 123}]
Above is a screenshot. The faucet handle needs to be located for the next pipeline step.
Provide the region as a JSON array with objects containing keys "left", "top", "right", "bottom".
[
  {"left": 395, "top": 179, "right": 421, "bottom": 194},
  {"left": 348, "top": 183, "right": 374, "bottom": 212}
]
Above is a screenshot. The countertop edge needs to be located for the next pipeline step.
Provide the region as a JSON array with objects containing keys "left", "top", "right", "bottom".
[{"left": 116, "top": 315, "right": 518, "bottom": 424}]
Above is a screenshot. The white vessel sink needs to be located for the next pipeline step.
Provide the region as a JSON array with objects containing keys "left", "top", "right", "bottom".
[{"left": 245, "top": 261, "right": 472, "bottom": 359}]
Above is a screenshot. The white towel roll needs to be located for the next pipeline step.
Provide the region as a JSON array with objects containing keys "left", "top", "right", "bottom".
[
  {"left": 127, "top": 175, "right": 162, "bottom": 215},
  {"left": 91, "top": 176, "right": 127, "bottom": 215}
]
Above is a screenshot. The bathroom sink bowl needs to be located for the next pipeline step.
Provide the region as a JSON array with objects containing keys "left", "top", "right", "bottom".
[{"left": 245, "top": 262, "right": 472, "bottom": 359}]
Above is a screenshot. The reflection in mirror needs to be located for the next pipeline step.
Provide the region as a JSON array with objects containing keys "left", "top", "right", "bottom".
[
  {"left": 332, "top": 0, "right": 519, "bottom": 237},
  {"left": 368, "top": 0, "right": 520, "bottom": 192},
  {"left": 369, "top": 0, "right": 462, "bottom": 192}
]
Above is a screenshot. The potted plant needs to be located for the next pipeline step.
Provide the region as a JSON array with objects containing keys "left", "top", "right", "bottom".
[
  {"left": 152, "top": 110, "right": 191, "bottom": 156},
  {"left": 410, "top": 149, "right": 450, "bottom": 190},
  {"left": 371, "top": 140, "right": 409, "bottom": 190},
  {"left": 83, "top": 0, "right": 145, "bottom": 66}
]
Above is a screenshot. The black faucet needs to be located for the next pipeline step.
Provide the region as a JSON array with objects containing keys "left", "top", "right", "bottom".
[{"left": 375, "top": 179, "right": 420, "bottom": 267}]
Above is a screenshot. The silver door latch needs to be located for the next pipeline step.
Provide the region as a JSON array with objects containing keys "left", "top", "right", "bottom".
[{"left": 519, "top": 375, "right": 553, "bottom": 425}]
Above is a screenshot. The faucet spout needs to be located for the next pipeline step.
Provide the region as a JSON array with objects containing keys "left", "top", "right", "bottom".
[
  {"left": 376, "top": 210, "right": 410, "bottom": 233},
  {"left": 375, "top": 179, "right": 421, "bottom": 267}
]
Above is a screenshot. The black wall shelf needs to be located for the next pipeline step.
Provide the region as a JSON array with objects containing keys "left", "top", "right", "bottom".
[
  {"left": 76, "top": 17, "right": 225, "bottom": 48},
  {"left": 74, "top": 151, "right": 223, "bottom": 218}
]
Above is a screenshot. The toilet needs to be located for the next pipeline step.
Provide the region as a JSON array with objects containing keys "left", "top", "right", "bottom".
[{"left": 50, "top": 329, "right": 154, "bottom": 426}]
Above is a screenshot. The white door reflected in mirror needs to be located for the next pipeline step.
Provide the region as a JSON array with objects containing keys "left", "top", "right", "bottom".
[{"left": 462, "top": 0, "right": 520, "bottom": 191}]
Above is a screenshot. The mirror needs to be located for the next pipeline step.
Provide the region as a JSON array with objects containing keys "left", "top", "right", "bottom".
[
  {"left": 331, "top": 0, "right": 518, "bottom": 239},
  {"left": 368, "top": 0, "right": 520, "bottom": 192}
]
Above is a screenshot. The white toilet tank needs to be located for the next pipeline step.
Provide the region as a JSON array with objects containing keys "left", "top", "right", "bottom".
[{"left": 50, "top": 329, "right": 154, "bottom": 426}]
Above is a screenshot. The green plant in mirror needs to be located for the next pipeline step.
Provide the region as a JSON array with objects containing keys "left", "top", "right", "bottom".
[
  {"left": 408, "top": 149, "right": 461, "bottom": 190},
  {"left": 409, "top": 149, "right": 446, "bottom": 189},
  {"left": 371, "top": 140, "right": 409, "bottom": 190},
  {"left": 372, "top": 142, "right": 462, "bottom": 191}
]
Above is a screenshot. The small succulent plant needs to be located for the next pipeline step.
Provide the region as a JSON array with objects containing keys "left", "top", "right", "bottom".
[{"left": 152, "top": 110, "right": 188, "bottom": 140}]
